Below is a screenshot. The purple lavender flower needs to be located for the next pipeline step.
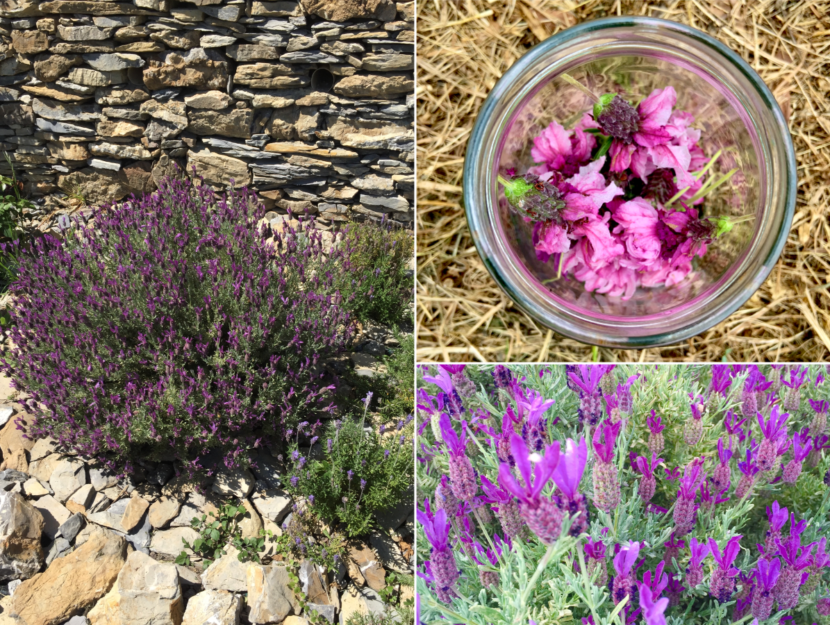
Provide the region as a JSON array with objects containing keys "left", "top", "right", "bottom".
[
  {"left": 724, "top": 410, "right": 748, "bottom": 444},
  {"left": 712, "top": 438, "right": 732, "bottom": 492},
  {"left": 551, "top": 436, "right": 588, "bottom": 535},
  {"left": 809, "top": 399, "right": 828, "bottom": 438},
  {"left": 736, "top": 447, "right": 760, "bottom": 499},
  {"left": 638, "top": 582, "right": 669, "bottom": 625},
  {"left": 781, "top": 366, "right": 807, "bottom": 411},
  {"left": 686, "top": 537, "right": 710, "bottom": 587},
  {"left": 757, "top": 405, "right": 790, "bottom": 472},
  {"left": 417, "top": 501, "right": 459, "bottom": 603},
  {"left": 434, "top": 475, "right": 459, "bottom": 514},
  {"left": 764, "top": 501, "right": 789, "bottom": 558},
  {"left": 774, "top": 534, "right": 812, "bottom": 609},
  {"left": 710, "top": 365, "right": 732, "bottom": 397},
  {"left": 664, "top": 535, "right": 685, "bottom": 565},
  {"left": 569, "top": 365, "right": 612, "bottom": 425},
  {"left": 685, "top": 394, "right": 705, "bottom": 446},
  {"left": 612, "top": 542, "right": 640, "bottom": 605},
  {"left": 480, "top": 475, "right": 524, "bottom": 539},
  {"left": 750, "top": 557, "right": 781, "bottom": 620},
  {"left": 782, "top": 429, "right": 812, "bottom": 483},
  {"left": 802, "top": 537, "right": 829, "bottom": 595},
  {"left": 673, "top": 460, "right": 705, "bottom": 536},
  {"left": 633, "top": 453, "right": 662, "bottom": 504},
  {"left": 347, "top": 470, "right": 354, "bottom": 481},
  {"left": 439, "top": 413, "right": 478, "bottom": 500},
  {"left": 708, "top": 536, "right": 742, "bottom": 602},
  {"left": 592, "top": 420, "right": 622, "bottom": 513},
  {"left": 617, "top": 374, "right": 638, "bottom": 414},
  {"left": 360, "top": 479, "right": 367, "bottom": 490},
  {"left": 497, "top": 433, "right": 562, "bottom": 543},
  {"left": 584, "top": 538, "right": 608, "bottom": 587},
  {"left": 492, "top": 365, "right": 513, "bottom": 391},
  {"left": 647, "top": 411, "right": 665, "bottom": 456},
  {"left": 515, "top": 387, "right": 555, "bottom": 452}
]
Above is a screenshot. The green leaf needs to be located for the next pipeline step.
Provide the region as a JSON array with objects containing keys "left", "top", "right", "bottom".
[
  {"left": 592, "top": 92, "right": 617, "bottom": 119},
  {"left": 210, "top": 529, "right": 220, "bottom": 542}
]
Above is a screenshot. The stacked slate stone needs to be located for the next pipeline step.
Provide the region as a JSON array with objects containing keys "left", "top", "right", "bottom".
[{"left": 0, "top": 0, "right": 414, "bottom": 227}]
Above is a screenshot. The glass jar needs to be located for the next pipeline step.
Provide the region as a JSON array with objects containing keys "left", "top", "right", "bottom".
[{"left": 463, "top": 17, "right": 795, "bottom": 349}]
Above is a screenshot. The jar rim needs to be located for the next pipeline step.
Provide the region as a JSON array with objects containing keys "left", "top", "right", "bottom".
[{"left": 462, "top": 16, "right": 796, "bottom": 348}]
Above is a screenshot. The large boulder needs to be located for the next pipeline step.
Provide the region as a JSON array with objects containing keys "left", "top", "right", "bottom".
[
  {"left": 201, "top": 546, "right": 251, "bottom": 592},
  {"left": 11, "top": 530, "right": 128, "bottom": 625},
  {"left": 247, "top": 564, "right": 300, "bottom": 625},
  {"left": 333, "top": 75, "right": 413, "bottom": 99},
  {"left": 57, "top": 169, "right": 132, "bottom": 204},
  {"left": 0, "top": 492, "right": 44, "bottom": 581},
  {"left": 186, "top": 149, "right": 251, "bottom": 189},
  {"left": 117, "top": 550, "right": 184, "bottom": 625}
]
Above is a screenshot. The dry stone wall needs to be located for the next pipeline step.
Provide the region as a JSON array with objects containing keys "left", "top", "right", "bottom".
[{"left": 0, "top": 0, "right": 414, "bottom": 226}]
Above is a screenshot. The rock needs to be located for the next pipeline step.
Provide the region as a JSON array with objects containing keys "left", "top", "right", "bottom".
[
  {"left": 95, "top": 86, "right": 150, "bottom": 106},
  {"left": 333, "top": 75, "right": 413, "bottom": 98},
  {"left": 35, "top": 118, "right": 97, "bottom": 136},
  {"left": 11, "top": 30, "right": 49, "bottom": 54},
  {"left": 0, "top": 416, "right": 35, "bottom": 462},
  {"left": 182, "top": 589, "right": 242, "bottom": 625},
  {"left": 11, "top": 531, "right": 128, "bottom": 625},
  {"left": 184, "top": 90, "right": 231, "bottom": 110},
  {"left": 49, "top": 457, "right": 86, "bottom": 504},
  {"left": 369, "top": 533, "right": 409, "bottom": 573},
  {"left": 120, "top": 494, "right": 149, "bottom": 532},
  {"left": 299, "top": 561, "right": 329, "bottom": 605},
  {"left": 309, "top": 603, "right": 336, "bottom": 623},
  {"left": 67, "top": 67, "right": 127, "bottom": 87},
  {"left": 0, "top": 450, "right": 27, "bottom": 473},
  {"left": 87, "top": 581, "right": 120, "bottom": 625},
  {"left": 250, "top": 1, "right": 303, "bottom": 17},
  {"left": 28, "top": 453, "right": 62, "bottom": 484},
  {"left": 201, "top": 546, "right": 252, "bottom": 592},
  {"left": 0, "top": 0, "right": 41, "bottom": 18},
  {"left": 238, "top": 499, "right": 263, "bottom": 540},
  {"left": 188, "top": 109, "right": 252, "bottom": 139},
  {"left": 201, "top": 35, "right": 238, "bottom": 48},
  {"left": 89, "top": 467, "right": 119, "bottom": 491},
  {"left": 233, "top": 64, "right": 308, "bottom": 89},
  {"left": 83, "top": 53, "right": 144, "bottom": 72},
  {"left": 0, "top": 407, "right": 14, "bottom": 429},
  {"left": 20, "top": 83, "right": 90, "bottom": 103},
  {"left": 0, "top": 103, "right": 34, "bottom": 127},
  {"left": 150, "top": 30, "right": 201, "bottom": 51},
  {"left": 45, "top": 537, "right": 72, "bottom": 565},
  {"left": 117, "top": 550, "right": 184, "bottom": 625},
  {"left": 65, "top": 483, "right": 96, "bottom": 513},
  {"left": 65, "top": 617, "right": 88, "bottom": 625},
  {"left": 21, "top": 477, "right": 50, "bottom": 498},
  {"left": 360, "top": 194, "right": 408, "bottom": 211},
  {"left": 117, "top": 41, "right": 166, "bottom": 53},
  {"left": 352, "top": 174, "right": 395, "bottom": 193},
  {"left": 0, "top": 492, "right": 44, "bottom": 581},
  {"left": 41, "top": 1, "right": 159, "bottom": 13},
  {"left": 148, "top": 497, "right": 181, "bottom": 529},
  {"left": 57, "top": 513, "right": 85, "bottom": 542},
  {"left": 327, "top": 117, "right": 412, "bottom": 151},
  {"left": 361, "top": 54, "right": 413, "bottom": 71},
  {"left": 339, "top": 585, "right": 386, "bottom": 625},
  {"left": 143, "top": 48, "right": 229, "bottom": 91},
  {"left": 349, "top": 543, "right": 386, "bottom": 592},
  {"left": 169, "top": 494, "right": 200, "bottom": 529},
  {"left": 149, "top": 527, "right": 199, "bottom": 559},
  {"left": 247, "top": 564, "right": 300, "bottom": 624},
  {"left": 250, "top": 489, "right": 291, "bottom": 524},
  {"left": 58, "top": 25, "right": 111, "bottom": 42},
  {"left": 96, "top": 118, "right": 144, "bottom": 137},
  {"left": 86, "top": 497, "right": 130, "bottom": 532},
  {"left": 187, "top": 149, "right": 251, "bottom": 188},
  {"left": 227, "top": 44, "right": 279, "bottom": 62},
  {"left": 90, "top": 141, "right": 156, "bottom": 160},
  {"left": 299, "top": 0, "right": 395, "bottom": 22},
  {"left": 48, "top": 140, "right": 90, "bottom": 161},
  {"left": 281, "top": 51, "right": 340, "bottom": 64}
]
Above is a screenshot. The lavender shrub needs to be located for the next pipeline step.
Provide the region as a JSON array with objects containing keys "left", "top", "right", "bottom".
[
  {"left": 1, "top": 176, "right": 359, "bottom": 475},
  {"left": 417, "top": 364, "right": 830, "bottom": 625}
]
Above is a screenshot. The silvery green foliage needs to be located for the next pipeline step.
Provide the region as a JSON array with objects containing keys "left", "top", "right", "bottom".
[{"left": 417, "top": 365, "right": 830, "bottom": 625}]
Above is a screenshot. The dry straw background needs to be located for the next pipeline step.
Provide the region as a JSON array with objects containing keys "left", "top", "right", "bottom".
[{"left": 416, "top": 0, "right": 830, "bottom": 363}]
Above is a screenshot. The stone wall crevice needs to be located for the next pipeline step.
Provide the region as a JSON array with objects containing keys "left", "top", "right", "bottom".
[{"left": 0, "top": 0, "right": 414, "bottom": 227}]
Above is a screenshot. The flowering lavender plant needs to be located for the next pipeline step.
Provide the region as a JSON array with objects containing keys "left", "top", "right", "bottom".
[
  {"left": 1, "top": 177, "right": 363, "bottom": 475},
  {"left": 417, "top": 364, "right": 830, "bottom": 625}
]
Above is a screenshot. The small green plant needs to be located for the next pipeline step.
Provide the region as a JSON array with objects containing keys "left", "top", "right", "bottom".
[
  {"left": 345, "top": 603, "right": 415, "bottom": 625},
  {"left": 336, "top": 217, "right": 413, "bottom": 326},
  {"left": 176, "top": 501, "right": 265, "bottom": 567},
  {"left": 284, "top": 397, "right": 414, "bottom": 538},
  {"left": 282, "top": 555, "right": 328, "bottom": 625},
  {"left": 271, "top": 504, "right": 348, "bottom": 574},
  {"left": 378, "top": 571, "right": 414, "bottom": 605},
  {"left": 0, "top": 152, "right": 31, "bottom": 242},
  {"left": 378, "top": 331, "right": 415, "bottom": 424}
]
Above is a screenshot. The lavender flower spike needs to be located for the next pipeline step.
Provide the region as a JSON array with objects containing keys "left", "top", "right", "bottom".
[
  {"left": 757, "top": 405, "right": 790, "bottom": 472},
  {"left": 592, "top": 420, "right": 622, "bottom": 513},
  {"left": 712, "top": 437, "right": 732, "bottom": 492},
  {"left": 751, "top": 557, "right": 781, "bottom": 620},
  {"left": 498, "top": 433, "right": 563, "bottom": 544},
  {"left": 673, "top": 460, "right": 705, "bottom": 536},
  {"left": 764, "top": 501, "right": 789, "bottom": 558},
  {"left": 439, "top": 413, "right": 478, "bottom": 500},
  {"left": 634, "top": 453, "right": 662, "bottom": 504},
  {"left": 708, "top": 536, "right": 742, "bottom": 603},
  {"left": 551, "top": 436, "right": 589, "bottom": 535},
  {"left": 782, "top": 428, "right": 812, "bottom": 483},
  {"left": 638, "top": 583, "right": 670, "bottom": 625},
  {"left": 686, "top": 537, "right": 710, "bottom": 587},
  {"left": 417, "top": 500, "right": 458, "bottom": 603},
  {"left": 612, "top": 541, "right": 641, "bottom": 606},
  {"left": 774, "top": 534, "right": 813, "bottom": 609}
]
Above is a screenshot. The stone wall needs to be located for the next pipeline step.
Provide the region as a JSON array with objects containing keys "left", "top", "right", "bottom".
[{"left": 0, "top": 0, "right": 414, "bottom": 226}]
